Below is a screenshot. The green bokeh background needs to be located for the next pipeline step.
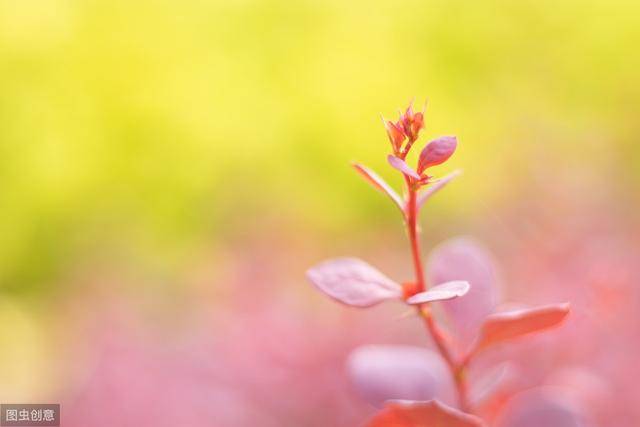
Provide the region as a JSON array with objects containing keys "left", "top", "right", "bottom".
[
  {"left": 1, "top": 1, "right": 638, "bottom": 301},
  {"left": 0, "top": 0, "right": 639, "bottom": 404}
]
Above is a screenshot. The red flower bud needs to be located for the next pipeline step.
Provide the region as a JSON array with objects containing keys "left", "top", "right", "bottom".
[
  {"left": 398, "top": 102, "right": 425, "bottom": 144},
  {"left": 383, "top": 118, "right": 406, "bottom": 153},
  {"left": 400, "top": 104, "right": 414, "bottom": 136},
  {"left": 417, "top": 136, "right": 457, "bottom": 174},
  {"left": 411, "top": 111, "right": 424, "bottom": 138}
]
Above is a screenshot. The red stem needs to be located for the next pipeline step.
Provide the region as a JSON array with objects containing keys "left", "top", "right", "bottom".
[
  {"left": 404, "top": 177, "right": 471, "bottom": 412},
  {"left": 406, "top": 187, "right": 426, "bottom": 293}
]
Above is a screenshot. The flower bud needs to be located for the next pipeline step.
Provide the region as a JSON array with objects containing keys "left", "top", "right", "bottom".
[
  {"left": 417, "top": 136, "right": 457, "bottom": 174},
  {"left": 411, "top": 111, "right": 425, "bottom": 138},
  {"left": 383, "top": 119, "right": 406, "bottom": 153},
  {"left": 399, "top": 102, "right": 425, "bottom": 143}
]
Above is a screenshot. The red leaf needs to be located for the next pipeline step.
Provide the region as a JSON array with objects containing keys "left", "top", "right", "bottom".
[
  {"left": 306, "top": 258, "right": 402, "bottom": 307},
  {"left": 417, "top": 170, "right": 462, "bottom": 210},
  {"left": 474, "top": 303, "right": 570, "bottom": 353},
  {"left": 367, "top": 400, "right": 486, "bottom": 427},
  {"left": 352, "top": 163, "right": 404, "bottom": 212},
  {"left": 417, "top": 136, "right": 457, "bottom": 174},
  {"left": 387, "top": 155, "right": 421, "bottom": 179},
  {"left": 406, "top": 281, "right": 470, "bottom": 305}
]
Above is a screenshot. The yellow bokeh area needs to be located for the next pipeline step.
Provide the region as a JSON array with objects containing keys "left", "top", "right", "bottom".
[
  {"left": 0, "top": 0, "right": 639, "bottom": 401},
  {"left": 0, "top": 297, "right": 51, "bottom": 399}
]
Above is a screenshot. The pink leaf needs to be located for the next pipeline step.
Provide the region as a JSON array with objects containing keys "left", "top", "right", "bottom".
[
  {"left": 387, "top": 155, "right": 421, "bottom": 179},
  {"left": 347, "top": 345, "right": 455, "bottom": 408},
  {"left": 352, "top": 163, "right": 404, "bottom": 212},
  {"left": 417, "top": 136, "right": 457, "bottom": 174},
  {"left": 417, "top": 170, "right": 462, "bottom": 209},
  {"left": 306, "top": 258, "right": 401, "bottom": 307},
  {"left": 366, "top": 400, "right": 486, "bottom": 427},
  {"left": 427, "top": 238, "right": 500, "bottom": 349},
  {"left": 474, "top": 303, "right": 570, "bottom": 353},
  {"left": 406, "top": 281, "right": 470, "bottom": 305}
]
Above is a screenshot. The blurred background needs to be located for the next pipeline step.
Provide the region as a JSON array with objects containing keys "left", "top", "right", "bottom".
[{"left": 0, "top": 0, "right": 638, "bottom": 425}]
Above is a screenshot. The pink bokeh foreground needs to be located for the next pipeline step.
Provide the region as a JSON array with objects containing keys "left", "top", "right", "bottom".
[{"left": 56, "top": 200, "right": 639, "bottom": 426}]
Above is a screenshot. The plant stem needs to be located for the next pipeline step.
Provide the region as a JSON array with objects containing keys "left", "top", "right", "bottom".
[
  {"left": 404, "top": 178, "right": 471, "bottom": 412},
  {"left": 406, "top": 186, "right": 426, "bottom": 293}
]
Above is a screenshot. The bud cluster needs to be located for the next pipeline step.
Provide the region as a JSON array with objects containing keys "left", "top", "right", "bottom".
[
  {"left": 383, "top": 102, "right": 458, "bottom": 189},
  {"left": 383, "top": 103, "right": 425, "bottom": 156}
]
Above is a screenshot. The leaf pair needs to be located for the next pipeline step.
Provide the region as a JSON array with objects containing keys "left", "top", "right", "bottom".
[
  {"left": 352, "top": 162, "right": 461, "bottom": 214},
  {"left": 428, "top": 238, "right": 570, "bottom": 355},
  {"left": 306, "top": 258, "right": 470, "bottom": 308}
]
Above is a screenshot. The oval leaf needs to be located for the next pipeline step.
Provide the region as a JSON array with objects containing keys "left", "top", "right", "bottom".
[
  {"left": 367, "top": 400, "right": 486, "bottom": 427},
  {"left": 417, "top": 136, "right": 458, "bottom": 174},
  {"left": 417, "top": 170, "right": 462, "bottom": 210},
  {"left": 475, "top": 303, "right": 570, "bottom": 353},
  {"left": 427, "top": 238, "right": 500, "bottom": 350},
  {"left": 387, "top": 155, "right": 421, "bottom": 179},
  {"left": 347, "top": 345, "right": 454, "bottom": 408},
  {"left": 306, "top": 258, "right": 401, "bottom": 307},
  {"left": 406, "top": 281, "right": 470, "bottom": 305},
  {"left": 352, "top": 163, "right": 404, "bottom": 212}
]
